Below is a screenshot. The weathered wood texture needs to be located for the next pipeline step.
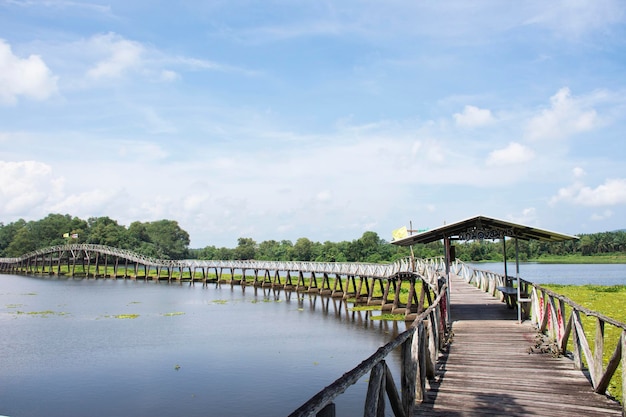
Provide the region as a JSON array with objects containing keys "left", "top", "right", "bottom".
[{"left": 412, "top": 274, "right": 622, "bottom": 417}]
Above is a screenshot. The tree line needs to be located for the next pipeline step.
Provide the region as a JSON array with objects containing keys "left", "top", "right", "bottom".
[
  {"left": 0, "top": 214, "right": 190, "bottom": 260},
  {"left": 0, "top": 214, "right": 624, "bottom": 262}
]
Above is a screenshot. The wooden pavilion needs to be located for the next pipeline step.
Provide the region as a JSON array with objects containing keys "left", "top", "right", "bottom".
[{"left": 391, "top": 215, "right": 579, "bottom": 322}]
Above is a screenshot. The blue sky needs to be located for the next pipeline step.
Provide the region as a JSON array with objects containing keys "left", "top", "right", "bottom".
[{"left": 1, "top": 1, "right": 625, "bottom": 247}]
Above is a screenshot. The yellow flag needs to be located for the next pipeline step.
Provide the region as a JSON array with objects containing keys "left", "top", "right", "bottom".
[
  {"left": 63, "top": 233, "right": 70, "bottom": 238},
  {"left": 392, "top": 226, "right": 408, "bottom": 241}
]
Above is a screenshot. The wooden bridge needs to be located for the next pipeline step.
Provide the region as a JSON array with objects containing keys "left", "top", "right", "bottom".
[
  {"left": 0, "top": 243, "right": 441, "bottom": 320},
  {"left": 288, "top": 260, "right": 625, "bottom": 417},
  {"left": 412, "top": 271, "right": 623, "bottom": 416},
  {"left": 1, "top": 242, "right": 625, "bottom": 416}
]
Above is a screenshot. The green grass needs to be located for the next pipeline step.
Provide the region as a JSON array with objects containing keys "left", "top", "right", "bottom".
[
  {"left": 543, "top": 284, "right": 626, "bottom": 403},
  {"left": 531, "top": 253, "right": 626, "bottom": 264}
]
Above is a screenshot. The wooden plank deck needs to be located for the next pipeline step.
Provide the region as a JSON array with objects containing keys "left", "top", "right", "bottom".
[{"left": 413, "top": 274, "right": 622, "bottom": 417}]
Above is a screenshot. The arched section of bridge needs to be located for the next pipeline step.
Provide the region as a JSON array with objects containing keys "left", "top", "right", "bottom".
[{"left": 0, "top": 244, "right": 446, "bottom": 320}]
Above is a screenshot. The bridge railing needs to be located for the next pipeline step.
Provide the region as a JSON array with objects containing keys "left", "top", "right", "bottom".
[
  {"left": 453, "top": 259, "right": 626, "bottom": 410},
  {"left": 1, "top": 244, "right": 448, "bottom": 287},
  {"left": 531, "top": 283, "right": 626, "bottom": 406},
  {"left": 0, "top": 244, "right": 181, "bottom": 267},
  {"left": 288, "top": 281, "right": 448, "bottom": 417}
]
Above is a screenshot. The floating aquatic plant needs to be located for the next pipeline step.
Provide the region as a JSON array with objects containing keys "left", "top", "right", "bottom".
[
  {"left": 369, "top": 314, "right": 405, "bottom": 321},
  {"left": 113, "top": 314, "right": 139, "bottom": 319},
  {"left": 15, "top": 310, "right": 68, "bottom": 318}
]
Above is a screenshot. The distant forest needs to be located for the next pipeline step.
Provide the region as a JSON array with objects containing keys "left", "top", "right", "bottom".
[{"left": 1, "top": 214, "right": 625, "bottom": 262}]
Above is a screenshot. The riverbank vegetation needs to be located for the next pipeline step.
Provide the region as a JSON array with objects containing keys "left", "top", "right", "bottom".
[{"left": 1, "top": 214, "right": 625, "bottom": 263}]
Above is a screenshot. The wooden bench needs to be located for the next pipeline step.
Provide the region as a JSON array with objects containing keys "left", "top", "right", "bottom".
[
  {"left": 496, "top": 286, "right": 531, "bottom": 319},
  {"left": 496, "top": 286, "right": 523, "bottom": 309}
]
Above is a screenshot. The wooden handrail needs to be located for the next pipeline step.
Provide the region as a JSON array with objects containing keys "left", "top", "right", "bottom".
[
  {"left": 289, "top": 282, "right": 448, "bottom": 417},
  {"left": 533, "top": 283, "right": 626, "bottom": 331}
]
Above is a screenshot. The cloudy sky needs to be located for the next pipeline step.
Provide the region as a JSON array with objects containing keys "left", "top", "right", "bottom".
[{"left": 1, "top": 1, "right": 625, "bottom": 247}]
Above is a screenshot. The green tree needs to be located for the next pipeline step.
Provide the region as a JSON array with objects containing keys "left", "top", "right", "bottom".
[
  {"left": 87, "top": 216, "right": 126, "bottom": 247},
  {"left": 125, "top": 221, "right": 150, "bottom": 247},
  {"left": 257, "top": 240, "right": 283, "bottom": 260},
  {"left": 0, "top": 219, "right": 26, "bottom": 256},
  {"left": 234, "top": 237, "right": 257, "bottom": 260},
  {"left": 5, "top": 225, "right": 37, "bottom": 257},
  {"left": 143, "top": 220, "right": 190, "bottom": 259},
  {"left": 315, "top": 241, "right": 347, "bottom": 262},
  {"left": 31, "top": 213, "right": 87, "bottom": 246},
  {"left": 292, "top": 237, "right": 315, "bottom": 261}
]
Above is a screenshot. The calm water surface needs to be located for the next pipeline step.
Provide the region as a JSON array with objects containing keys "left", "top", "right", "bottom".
[
  {"left": 469, "top": 262, "right": 626, "bottom": 285},
  {"left": 0, "top": 275, "right": 406, "bottom": 417}
]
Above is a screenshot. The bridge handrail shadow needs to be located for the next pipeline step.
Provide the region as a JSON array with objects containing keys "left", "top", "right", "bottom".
[
  {"left": 452, "top": 259, "right": 626, "bottom": 411},
  {"left": 289, "top": 280, "right": 448, "bottom": 417}
]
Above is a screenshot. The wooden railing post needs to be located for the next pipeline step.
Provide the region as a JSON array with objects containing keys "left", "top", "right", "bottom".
[
  {"left": 364, "top": 362, "right": 385, "bottom": 417},
  {"left": 571, "top": 314, "right": 583, "bottom": 370},
  {"left": 622, "top": 331, "right": 625, "bottom": 417},
  {"left": 414, "top": 321, "right": 427, "bottom": 403},
  {"left": 594, "top": 317, "right": 605, "bottom": 388},
  {"left": 384, "top": 363, "right": 405, "bottom": 417},
  {"left": 595, "top": 329, "right": 622, "bottom": 394},
  {"left": 401, "top": 334, "right": 417, "bottom": 416}
]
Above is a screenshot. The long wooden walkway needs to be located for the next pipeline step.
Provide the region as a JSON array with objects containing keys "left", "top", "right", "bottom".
[{"left": 413, "top": 274, "right": 622, "bottom": 416}]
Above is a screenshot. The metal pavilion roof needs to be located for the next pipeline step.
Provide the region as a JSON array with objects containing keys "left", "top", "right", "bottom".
[{"left": 391, "top": 215, "right": 579, "bottom": 246}]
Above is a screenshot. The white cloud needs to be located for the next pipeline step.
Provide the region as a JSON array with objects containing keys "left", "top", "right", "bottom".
[
  {"left": 550, "top": 178, "right": 626, "bottom": 206},
  {"left": 140, "top": 108, "right": 178, "bottom": 134},
  {"left": 0, "top": 160, "right": 63, "bottom": 215},
  {"left": 6, "top": 0, "right": 113, "bottom": 16},
  {"left": 572, "top": 167, "right": 586, "bottom": 179},
  {"left": 411, "top": 139, "right": 444, "bottom": 163},
  {"left": 49, "top": 188, "right": 121, "bottom": 215},
  {"left": 316, "top": 191, "right": 332, "bottom": 202},
  {"left": 454, "top": 105, "right": 495, "bottom": 128},
  {"left": 526, "top": 87, "right": 599, "bottom": 141},
  {"left": 486, "top": 142, "right": 535, "bottom": 166},
  {"left": 507, "top": 207, "right": 537, "bottom": 225},
  {"left": 0, "top": 39, "right": 58, "bottom": 105},
  {"left": 117, "top": 141, "right": 169, "bottom": 160},
  {"left": 591, "top": 209, "right": 613, "bottom": 221},
  {"left": 86, "top": 33, "right": 144, "bottom": 79},
  {"left": 524, "top": 0, "right": 626, "bottom": 37},
  {"left": 160, "top": 70, "right": 179, "bottom": 82}
]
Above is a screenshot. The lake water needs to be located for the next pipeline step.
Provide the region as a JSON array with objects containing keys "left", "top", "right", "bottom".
[
  {"left": 0, "top": 275, "right": 406, "bottom": 417},
  {"left": 468, "top": 262, "right": 626, "bottom": 286},
  {"left": 2, "top": 263, "right": 624, "bottom": 416}
]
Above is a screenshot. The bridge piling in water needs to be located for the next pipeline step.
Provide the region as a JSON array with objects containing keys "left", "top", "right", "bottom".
[{"left": 0, "top": 244, "right": 430, "bottom": 321}]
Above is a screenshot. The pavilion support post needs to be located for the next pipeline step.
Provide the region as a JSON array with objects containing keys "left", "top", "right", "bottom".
[
  {"left": 503, "top": 237, "right": 509, "bottom": 284},
  {"left": 443, "top": 235, "right": 451, "bottom": 326},
  {"left": 515, "top": 238, "right": 523, "bottom": 323}
]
